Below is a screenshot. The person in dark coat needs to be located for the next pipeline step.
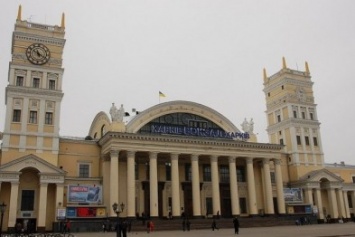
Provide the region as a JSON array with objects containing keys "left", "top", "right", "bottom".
[
  {"left": 182, "top": 218, "right": 186, "bottom": 231},
  {"left": 186, "top": 218, "right": 191, "bottom": 231},
  {"left": 211, "top": 218, "right": 219, "bottom": 231},
  {"left": 233, "top": 217, "right": 240, "bottom": 234}
]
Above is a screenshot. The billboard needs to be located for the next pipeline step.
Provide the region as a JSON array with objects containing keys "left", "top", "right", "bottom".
[
  {"left": 67, "top": 185, "right": 102, "bottom": 204},
  {"left": 283, "top": 188, "right": 303, "bottom": 203}
]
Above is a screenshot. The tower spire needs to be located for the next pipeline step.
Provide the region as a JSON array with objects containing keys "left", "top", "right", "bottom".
[
  {"left": 263, "top": 68, "right": 268, "bottom": 83},
  {"left": 17, "top": 5, "right": 22, "bottom": 21},
  {"left": 282, "top": 57, "right": 287, "bottom": 69},
  {"left": 61, "top": 13, "right": 65, "bottom": 28},
  {"left": 305, "top": 61, "right": 310, "bottom": 74}
]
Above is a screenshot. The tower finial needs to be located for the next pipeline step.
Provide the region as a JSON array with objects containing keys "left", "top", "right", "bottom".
[
  {"left": 305, "top": 61, "right": 310, "bottom": 74},
  {"left": 282, "top": 57, "right": 287, "bottom": 69},
  {"left": 263, "top": 68, "right": 268, "bottom": 82},
  {"left": 17, "top": 5, "right": 22, "bottom": 21},
  {"left": 61, "top": 13, "right": 65, "bottom": 28}
]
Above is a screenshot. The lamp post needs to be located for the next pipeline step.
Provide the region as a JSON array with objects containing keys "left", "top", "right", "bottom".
[
  {"left": 0, "top": 202, "right": 7, "bottom": 237},
  {"left": 112, "top": 202, "right": 125, "bottom": 237}
]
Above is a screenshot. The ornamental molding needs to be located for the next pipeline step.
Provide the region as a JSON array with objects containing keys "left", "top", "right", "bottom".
[
  {"left": 267, "top": 119, "right": 320, "bottom": 133},
  {"left": 0, "top": 172, "right": 21, "bottom": 182},
  {"left": 6, "top": 86, "right": 64, "bottom": 99},
  {"left": 14, "top": 31, "right": 65, "bottom": 46},
  {"left": 264, "top": 74, "right": 313, "bottom": 94}
]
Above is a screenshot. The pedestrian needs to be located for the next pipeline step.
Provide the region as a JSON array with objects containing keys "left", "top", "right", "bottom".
[
  {"left": 65, "top": 219, "right": 71, "bottom": 233},
  {"left": 211, "top": 218, "right": 219, "bottom": 231},
  {"left": 150, "top": 220, "right": 154, "bottom": 232},
  {"left": 102, "top": 222, "right": 106, "bottom": 232},
  {"left": 186, "top": 218, "right": 191, "bottom": 231},
  {"left": 233, "top": 217, "right": 240, "bottom": 234},
  {"left": 182, "top": 218, "right": 186, "bottom": 231}
]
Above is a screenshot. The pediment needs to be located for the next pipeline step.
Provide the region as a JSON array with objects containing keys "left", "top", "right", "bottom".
[
  {"left": 0, "top": 154, "right": 66, "bottom": 174},
  {"left": 299, "top": 168, "right": 344, "bottom": 183}
]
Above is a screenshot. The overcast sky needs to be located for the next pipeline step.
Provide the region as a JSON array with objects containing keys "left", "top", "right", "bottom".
[{"left": 1, "top": 0, "right": 354, "bottom": 165}]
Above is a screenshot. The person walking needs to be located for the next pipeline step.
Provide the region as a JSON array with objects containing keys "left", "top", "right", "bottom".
[
  {"left": 211, "top": 218, "right": 219, "bottom": 231},
  {"left": 186, "top": 218, "right": 191, "bottom": 231},
  {"left": 233, "top": 217, "right": 240, "bottom": 234},
  {"left": 182, "top": 218, "right": 186, "bottom": 231}
]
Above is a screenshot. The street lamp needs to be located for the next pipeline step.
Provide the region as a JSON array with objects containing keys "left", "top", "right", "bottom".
[
  {"left": 0, "top": 202, "right": 7, "bottom": 237},
  {"left": 112, "top": 202, "right": 125, "bottom": 237}
]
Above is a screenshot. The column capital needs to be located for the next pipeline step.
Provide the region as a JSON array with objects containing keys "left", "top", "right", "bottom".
[
  {"left": 149, "top": 151, "right": 158, "bottom": 158},
  {"left": 171, "top": 153, "right": 179, "bottom": 159},
  {"left": 110, "top": 150, "right": 119, "bottom": 157},
  {"left": 127, "top": 150, "right": 136, "bottom": 157},
  {"left": 191, "top": 154, "right": 199, "bottom": 161},
  {"left": 246, "top": 157, "right": 254, "bottom": 164},
  {"left": 262, "top": 159, "right": 270, "bottom": 165},
  {"left": 210, "top": 155, "right": 218, "bottom": 162},
  {"left": 228, "top": 156, "right": 236, "bottom": 163},
  {"left": 273, "top": 159, "right": 281, "bottom": 165}
]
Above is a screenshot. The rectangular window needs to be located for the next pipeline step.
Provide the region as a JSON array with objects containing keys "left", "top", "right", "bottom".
[
  {"left": 219, "top": 165, "right": 229, "bottom": 183},
  {"left": 296, "top": 136, "right": 302, "bottom": 145},
  {"left": 21, "top": 190, "right": 35, "bottom": 211},
  {"left": 185, "top": 164, "right": 192, "bottom": 181},
  {"left": 79, "top": 163, "right": 90, "bottom": 178},
  {"left": 12, "top": 109, "right": 21, "bottom": 122},
  {"left": 29, "top": 111, "right": 37, "bottom": 124},
  {"left": 16, "top": 76, "right": 24, "bottom": 86},
  {"left": 313, "top": 137, "right": 318, "bottom": 146},
  {"left": 270, "top": 172, "right": 276, "bottom": 183},
  {"left": 310, "top": 113, "right": 314, "bottom": 120},
  {"left": 348, "top": 194, "right": 353, "bottom": 208},
  {"left": 293, "top": 111, "right": 297, "bottom": 118},
  {"left": 302, "top": 112, "right": 306, "bottom": 119},
  {"left": 280, "top": 139, "right": 284, "bottom": 145},
  {"left": 165, "top": 162, "right": 171, "bottom": 181},
  {"left": 352, "top": 176, "right": 355, "bottom": 183},
  {"left": 203, "top": 165, "right": 211, "bottom": 182},
  {"left": 237, "top": 166, "right": 246, "bottom": 182},
  {"left": 45, "top": 112, "right": 53, "bottom": 125},
  {"left": 49, "top": 79, "right": 56, "bottom": 90},
  {"left": 33, "top": 78, "right": 40, "bottom": 88},
  {"left": 305, "top": 136, "right": 310, "bottom": 146},
  {"left": 277, "top": 115, "right": 281, "bottom": 122}
]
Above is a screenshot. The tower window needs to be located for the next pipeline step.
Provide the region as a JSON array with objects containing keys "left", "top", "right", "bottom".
[
  {"left": 268, "top": 92, "right": 270, "bottom": 97},
  {"left": 310, "top": 113, "right": 314, "bottom": 120},
  {"left": 29, "top": 111, "right": 38, "bottom": 124},
  {"left": 305, "top": 136, "right": 310, "bottom": 146},
  {"left": 280, "top": 139, "right": 284, "bottom": 145},
  {"left": 277, "top": 115, "right": 281, "bottom": 122},
  {"left": 293, "top": 111, "right": 297, "bottom": 118},
  {"left": 313, "top": 137, "right": 318, "bottom": 146},
  {"left": 49, "top": 79, "right": 56, "bottom": 90},
  {"left": 281, "top": 85, "right": 284, "bottom": 90},
  {"left": 16, "top": 76, "right": 24, "bottom": 86},
  {"left": 296, "top": 135, "right": 302, "bottom": 145},
  {"left": 33, "top": 78, "right": 40, "bottom": 88},
  {"left": 45, "top": 112, "right": 53, "bottom": 125},
  {"left": 279, "top": 131, "right": 282, "bottom": 135},
  {"left": 302, "top": 112, "right": 306, "bottom": 119},
  {"left": 12, "top": 109, "right": 21, "bottom": 122}
]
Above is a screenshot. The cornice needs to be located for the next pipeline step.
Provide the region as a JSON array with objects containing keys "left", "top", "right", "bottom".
[
  {"left": 267, "top": 118, "right": 321, "bottom": 132},
  {"left": 13, "top": 31, "right": 66, "bottom": 46},
  {"left": 6, "top": 86, "right": 64, "bottom": 99}
]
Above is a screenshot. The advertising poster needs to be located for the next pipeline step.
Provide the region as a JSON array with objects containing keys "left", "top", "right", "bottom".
[
  {"left": 68, "top": 185, "right": 102, "bottom": 204},
  {"left": 283, "top": 188, "right": 303, "bottom": 203}
]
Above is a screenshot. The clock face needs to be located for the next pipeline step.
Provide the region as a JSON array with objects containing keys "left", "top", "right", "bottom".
[{"left": 26, "top": 43, "right": 50, "bottom": 65}]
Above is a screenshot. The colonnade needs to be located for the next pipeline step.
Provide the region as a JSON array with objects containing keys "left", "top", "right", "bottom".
[{"left": 108, "top": 151, "right": 286, "bottom": 218}]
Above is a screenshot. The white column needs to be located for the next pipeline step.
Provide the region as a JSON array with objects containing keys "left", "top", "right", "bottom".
[
  {"left": 246, "top": 157, "right": 258, "bottom": 215},
  {"left": 274, "top": 159, "right": 286, "bottom": 214},
  {"left": 314, "top": 188, "right": 324, "bottom": 220},
  {"left": 304, "top": 188, "right": 313, "bottom": 205},
  {"left": 8, "top": 182, "right": 19, "bottom": 228},
  {"left": 171, "top": 153, "right": 181, "bottom": 217},
  {"left": 262, "top": 159, "right": 274, "bottom": 214},
  {"left": 110, "top": 150, "right": 119, "bottom": 216},
  {"left": 336, "top": 189, "right": 346, "bottom": 218},
  {"left": 127, "top": 151, "right": 136, "bottom": 218},
  {"left": 343, "top": 190, "right": 350, "bottom": 219},
  {"left": 38, "top": 183, "right": 48, "bottom": 229},
  {"left": 149, "top": 152, "right": 159, "bottom": 217},
  {"left": 211, "top": 155, "right": 221, "bottom": 216},
  {"left": 328, "top": 188, "right": 338, "bottom": 219},
  {"left": 191, "top": 154, "right": 201, "bottom": 217},
  {"left": 55, "top": 183, "right": 64, "bottom": 219},
  {"left": 229, "top": 156, "right": 240, "bottom": 216}
]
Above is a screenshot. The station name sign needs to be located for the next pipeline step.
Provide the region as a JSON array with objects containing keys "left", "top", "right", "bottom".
[{"left": 151, "top": 124, "right": 249, "bottom": 140}]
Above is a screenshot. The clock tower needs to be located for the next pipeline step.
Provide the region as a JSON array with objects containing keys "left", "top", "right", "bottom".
[
  {"left": 1, "top": 5, "right": 66, "bottom": 165},
  {"left": 263, "top": 58, "right": 324, "bottom": 181}
]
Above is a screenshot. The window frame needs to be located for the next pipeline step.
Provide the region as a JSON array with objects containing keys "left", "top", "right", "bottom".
[
  {"left": 29, "top": 110, "right": 38, "bottom": 124},
  {"left": 13, "top": 109, "right": 21, "bottom": 122},
  {"left": 45, "top": 112, "right": 53, "bottom": 125},
  {"left": 33, "top": 77, "right": 40, "bottom": 88},
  {"left": 78, "top": 163, "right": 91, "bottom": 178}
]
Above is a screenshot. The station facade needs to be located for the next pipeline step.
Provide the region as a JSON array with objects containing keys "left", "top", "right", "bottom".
[{"left": 0, "top": 6, "right": 354, "bottom": 232}]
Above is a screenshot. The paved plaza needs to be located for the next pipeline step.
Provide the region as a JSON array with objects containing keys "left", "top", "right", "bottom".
[{"left": 67, "top": 222, "right": 355, "bottom": 237}]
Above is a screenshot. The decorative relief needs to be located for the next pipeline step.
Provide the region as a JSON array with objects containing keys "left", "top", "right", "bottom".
[
  {"left": 15, "top": 69, "right": 27, "bottom": 76},
  {"left": 25, "top": 160, "right": 37, "bottom": 166},
  {"left": 30, "top": 100, "right": 39, "bottom": 108},
  {"left": 12, "top": 54, "right": 27, "bottom": 61},
  {"left": 0, "top": 173, "right": 20, "bottom": 180},
  {"left": 304, "top": 128, "right": 309, "bottom": 134},
  {"left": 46, "top": 101, "right": 54, "bottom": 110},
  {"left": 48, "top": 73, "right": 59, "bottom": 80},
  {"left": 31, "top": 71, "right": 43, "bottom": 78},
  {"left": 13, "top": 98, "right": 22, "bottom": 107}
]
